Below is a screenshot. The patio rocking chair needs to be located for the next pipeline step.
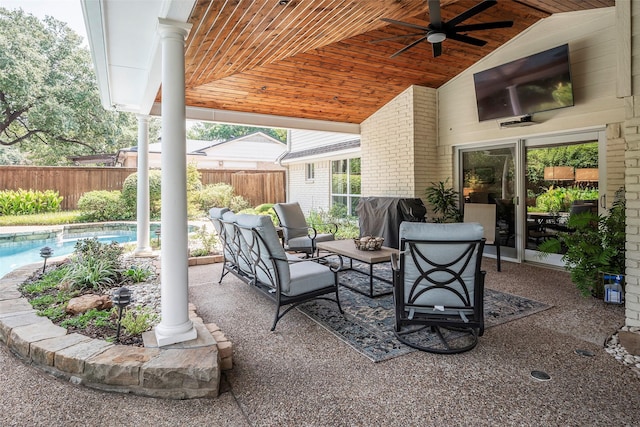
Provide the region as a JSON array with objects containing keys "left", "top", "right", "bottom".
[
  {"left": 273, "top": 202, "right": 337, "bottom": 257},
  {"left": 391, "top": 222, "right": 486, "bottom": 354}
]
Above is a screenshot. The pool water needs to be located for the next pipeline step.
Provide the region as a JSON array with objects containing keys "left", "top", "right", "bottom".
[{"left": 0, "top": 231, "right": 138, "bottom": 279}]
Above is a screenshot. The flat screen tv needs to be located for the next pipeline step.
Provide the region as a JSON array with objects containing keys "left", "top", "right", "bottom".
[{"left": 473, "top": 44, "right": 574, "bottom": 122}]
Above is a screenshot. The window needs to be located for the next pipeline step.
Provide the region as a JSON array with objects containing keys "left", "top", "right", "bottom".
[
  {"left": 331, "top": 158, "right": 361, "bottom": 216},
  {"left": 305, "top": 163, "right": 315, "bottom": 180}
]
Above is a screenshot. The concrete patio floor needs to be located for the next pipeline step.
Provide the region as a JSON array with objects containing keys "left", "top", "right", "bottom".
[{"left": 1, "top": 259, "right": 639, "bottom": 426}]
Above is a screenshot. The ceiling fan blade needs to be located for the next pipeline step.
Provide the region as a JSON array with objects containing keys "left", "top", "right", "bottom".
[
  {"left": 381, "top": 18, "right": 429, "bottom": 32},
  {"left": 454, "top": 21, "right": 513, "bottom": 32},
  {"left": 447, "top": 32, "right": 487, "bottom": 47},
  {"left": 369, "top": 33, "right": 428, "bottom": 44},
  {"left": 427, "top": 0, "right": 441, "bottom": 27},
  {"left": 390, "top": 35, "right": 429, "bottom": 58},
  {"left": 432, "top": 42, "right": 442, "bottom": 57},
  {"left": 447, "top": 0, "right": 497, "bottom": 28}
]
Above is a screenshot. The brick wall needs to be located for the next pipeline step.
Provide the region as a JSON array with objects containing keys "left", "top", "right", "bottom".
[
  {"left": 360, "top": 85, "right": 438, "bottom": 198},
  {"left": 624, "top": 97, "right": 640, "bottom": 327},
  {"left": 607, "top": 123, "right": 626, "bottom": 207},
  {"left": 287, "top": 160, "right": 331, "bottom": 215}
]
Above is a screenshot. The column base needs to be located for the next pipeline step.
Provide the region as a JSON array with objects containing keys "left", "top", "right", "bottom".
[
  {"left": 134, "top": 247, "right": 154, "bottom": 257},
  {"left": 154, "top": 324, "right": 197, "bottom": 347}
]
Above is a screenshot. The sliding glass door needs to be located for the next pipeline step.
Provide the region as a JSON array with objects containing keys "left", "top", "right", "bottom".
[
  {"left": 523, "top": 131, "right": 604, "bottom": 265},
  {"left": 458, "top": 130, "right": 605, "bottom": 266},
  {"left": 460, "top": 144, "right": 518, "bottom": 260}
]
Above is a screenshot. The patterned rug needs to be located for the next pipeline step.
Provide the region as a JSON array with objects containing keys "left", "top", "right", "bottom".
[{"left": 297, "top": 260, "right": 551, "bottom": 362}]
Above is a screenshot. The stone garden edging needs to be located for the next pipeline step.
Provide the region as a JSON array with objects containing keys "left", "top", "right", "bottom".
[{"left": 0, "top": 264, "right": 232, "bottom": 399}]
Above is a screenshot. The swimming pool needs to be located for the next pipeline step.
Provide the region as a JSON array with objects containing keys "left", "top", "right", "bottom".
[{"left": 0, "top": 224, "right": 159, "bottom": 279}]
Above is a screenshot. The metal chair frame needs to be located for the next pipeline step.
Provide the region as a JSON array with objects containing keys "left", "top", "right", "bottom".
[{"left": 392, "top": 237, "right": 486, "bottom": 354}]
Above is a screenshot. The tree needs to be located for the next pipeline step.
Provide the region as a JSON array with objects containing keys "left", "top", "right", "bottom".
[
  {"left": 187, "top": 122, "right": 286, "bottom": 142},
  {"left": 0, "top": 145, "right": 30, "bottom": 165},
  {"left": 0, "top": 8, "right": 154, "bottom": 165}
]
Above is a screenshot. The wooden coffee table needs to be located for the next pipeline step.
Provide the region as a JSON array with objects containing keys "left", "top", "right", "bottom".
[{"left": 316, "top": 239, "right": 397, "bottom": 298}]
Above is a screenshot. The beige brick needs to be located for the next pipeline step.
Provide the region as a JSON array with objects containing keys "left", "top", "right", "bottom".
[
  {"left": 211, "top": 330, "right": 227, "bottom": 343},
  {"left": 205, "top": 323, "right": 221, "bottom": 333},
  {"left": 217, "top": 340, "right": 233, "bottom": 359},
  {"left": 220, "top": 356, "right": 233, "bottom": 371}
]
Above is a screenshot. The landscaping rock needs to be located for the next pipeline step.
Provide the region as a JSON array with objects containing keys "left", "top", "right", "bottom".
[{"left": 66, "top": 294, "right": 112, "bottom": 314}]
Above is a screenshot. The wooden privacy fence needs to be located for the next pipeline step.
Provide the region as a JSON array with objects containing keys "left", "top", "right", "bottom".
[{"left": 0, "top": 166, "right": 285, "bottom": 210}]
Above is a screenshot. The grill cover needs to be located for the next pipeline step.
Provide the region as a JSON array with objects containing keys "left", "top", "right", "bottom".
[{"left": 356, "top": 197, "right": 427, "bottom": 249}]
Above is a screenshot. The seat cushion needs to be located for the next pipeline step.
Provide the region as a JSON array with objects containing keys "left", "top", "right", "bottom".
[
  {"left": 285, "top": 261, "right": 335, "bottom": 296},
  {"left": 286, "top": 233, "right": 334, "bottom": 252}
]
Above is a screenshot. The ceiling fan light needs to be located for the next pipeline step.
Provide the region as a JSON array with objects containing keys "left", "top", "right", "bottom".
[{"left": 427, "top": 32, "right": 446, "bottom": 44}]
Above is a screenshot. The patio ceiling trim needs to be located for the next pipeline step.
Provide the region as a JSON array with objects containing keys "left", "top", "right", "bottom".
[
  {"left": 150, "top": 104, "right": 361, "bottom": 134},
  {"left": 81, "top": 0, "right": 197, "bottom": 114}
]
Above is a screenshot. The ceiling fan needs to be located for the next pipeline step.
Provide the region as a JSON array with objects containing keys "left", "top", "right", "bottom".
[{"left": 373, "top": 0, "right": 514, "bottom": 58}]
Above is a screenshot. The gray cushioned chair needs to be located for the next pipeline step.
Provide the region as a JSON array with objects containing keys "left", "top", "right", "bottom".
[
  {"left": 391, "top": 222, "right": 486, "bottom": 354},
  {"left": 273, "top": 202, "right": 336, "bottom": 257},
  {"left": 234, "top": 214, "right": 343, "bottom": 331}
]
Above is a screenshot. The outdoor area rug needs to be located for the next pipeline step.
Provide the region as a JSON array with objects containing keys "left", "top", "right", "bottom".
[{"left": 297, "top": 260, "right": 551, "bottom": 362}]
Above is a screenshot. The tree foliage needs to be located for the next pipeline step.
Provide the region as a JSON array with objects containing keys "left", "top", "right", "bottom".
[
  {"left": 0, "top": 8, "right": 155, "bottom": 165},
  {"left": 187, "top": 122, "right": 286, "bottom": 142}
]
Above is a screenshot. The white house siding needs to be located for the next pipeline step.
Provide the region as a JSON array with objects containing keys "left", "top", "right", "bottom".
[
  {"left": 287, "top": 160, "right": 332, "bottom": 215},
  {"left": 284, "top": 130, "right": 361, "bottom": 216},
  {"left": 289, "top": 130, "right": 359, "bottom": 153},
  {"left": 202, "top": 135, "right": 286, "bottom": 167},
  {"left": 360, "top": 85, "right": 438, "bottom": 199}
]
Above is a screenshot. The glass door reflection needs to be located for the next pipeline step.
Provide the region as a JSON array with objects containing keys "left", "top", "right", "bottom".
[{"left": 460, "top": 146, "right": 517, "bottom": 259}]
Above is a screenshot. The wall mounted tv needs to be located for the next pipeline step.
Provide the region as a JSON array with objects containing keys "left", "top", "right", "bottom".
[{"left": 473, "top": 44, "right": 574, "bottom": 122}]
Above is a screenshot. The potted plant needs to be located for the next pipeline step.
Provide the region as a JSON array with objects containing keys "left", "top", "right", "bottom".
[
  {"left": 425, "top": 178, "right": 463, "bottom": 223},
  {"left": 538, "top": 188, "right": 625, "bottom": 297}
]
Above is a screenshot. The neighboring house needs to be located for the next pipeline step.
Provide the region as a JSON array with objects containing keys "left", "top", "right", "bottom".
[
  {"left": 115, "top": 132, "right": 286, "bottom": 171},
  {"left": 279, "top": 129, "right": 360, "bottom": 216}
]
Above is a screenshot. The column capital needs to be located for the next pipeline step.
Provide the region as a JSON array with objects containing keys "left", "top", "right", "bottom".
[
  {"left": 157, "top": 18, "right": 192, "bottom": 39},
  {"left": 136, "top": 114, "right": 151, "bottom": 123}
]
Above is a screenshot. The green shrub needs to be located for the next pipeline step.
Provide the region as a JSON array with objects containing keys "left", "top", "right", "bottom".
[
  {"left": 534, "top": 186, "right": 599, "bottom": 213},
  {"left": 77, "top": 190, "right": 131, "bottom": 221},
  {"left": 186, "top": 163, "right": 203, "bottom": 192},
  {"left": 62, "top": 238, "right": 124, "bottom": 292},
  {"left": 119, "top": 307, "right": 158, "bottom": 335},
  {"left": 61, "top": 308, "right": 112, "bottom": 329},
  {"left": 63, "top": 257, "right": 119, "bottom": 291},
  {"left": 0, "top": 189, "right": 63, "bottom": 216},
  {"left": 121, "top": 170, "right": 162, "bottom": 219},
  {"left": 188, "top": 224, "right": 219, "bottom": 256},
  {"left": 195, "top": 183, "right": 251, "bottom": 213},
  {"left": 122, "top": 265, "right": 153, "bottom": 283},
  {"left": 307, "top": 208, "right": 359, "bottom": 240},
  {"left": 539, "top": 188, "right": 625, "bottom": 296},
  {"left": 73, "top": 238, "right": 124, "bottom": 270},
  {"left": 21, "top": 266, "right": 69, "bottom": 294}
]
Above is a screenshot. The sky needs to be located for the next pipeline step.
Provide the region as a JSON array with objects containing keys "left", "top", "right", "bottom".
[{"left": 0, "top": 0, "right": 87, "bottom": 42}]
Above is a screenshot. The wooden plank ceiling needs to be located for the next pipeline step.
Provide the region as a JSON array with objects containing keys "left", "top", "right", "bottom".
[{"left": 158, "top": 0, "right": 614, "bottom": 125}]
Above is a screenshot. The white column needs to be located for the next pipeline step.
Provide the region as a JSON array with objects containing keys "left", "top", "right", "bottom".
[
  {"left": 134, "top": 114, "right": 152, "bottom": 256},
  {"left": 154, "top": 18, "right": 196, "bottom": 347}
]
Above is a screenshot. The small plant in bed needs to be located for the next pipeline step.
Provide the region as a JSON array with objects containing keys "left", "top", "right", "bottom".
[{"left": 19, "top": 238, "right": 159, "bottom": 346}]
